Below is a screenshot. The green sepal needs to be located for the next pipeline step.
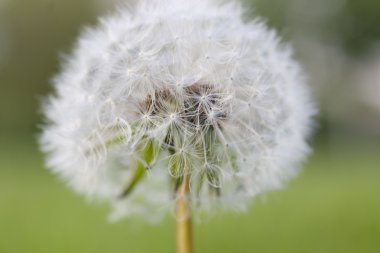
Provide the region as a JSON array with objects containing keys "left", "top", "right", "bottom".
[{"left": 120, "top": 140, "right": 155, "bottom": 198}]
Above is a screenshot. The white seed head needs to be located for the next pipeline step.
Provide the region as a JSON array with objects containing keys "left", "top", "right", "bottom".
[{"left": 40, "top": 0, "right": 315, "bottom": 221}]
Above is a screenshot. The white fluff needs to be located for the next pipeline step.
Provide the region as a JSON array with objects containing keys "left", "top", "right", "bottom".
[{"left": 40, "top": 0, "right": 315, "bottom": 221}]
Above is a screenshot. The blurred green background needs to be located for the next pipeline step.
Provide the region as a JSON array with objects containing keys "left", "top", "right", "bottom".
[{"left": 0, "top": 0, "right": 379, "bottom": 252}]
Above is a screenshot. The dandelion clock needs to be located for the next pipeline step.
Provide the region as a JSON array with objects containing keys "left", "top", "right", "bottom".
[{"left": 40, "top": 0, "right": 315, "bottom": 252}]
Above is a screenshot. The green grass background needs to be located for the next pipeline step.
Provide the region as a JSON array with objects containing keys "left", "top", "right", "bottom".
[{"left": 1, "top": 138, "right": 379, "bottom": 253}]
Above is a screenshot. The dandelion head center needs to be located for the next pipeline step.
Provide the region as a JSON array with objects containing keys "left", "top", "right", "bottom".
[{"left": 138, "top": 83, "right": 228, "bottom": 131}]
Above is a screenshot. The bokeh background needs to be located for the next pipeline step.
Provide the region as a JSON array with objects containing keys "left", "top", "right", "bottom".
[{"left": 0, "top": 0, "right": 379, "bottom": 252}]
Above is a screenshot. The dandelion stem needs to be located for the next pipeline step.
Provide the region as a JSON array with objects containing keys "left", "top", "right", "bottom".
[{"left": 176, "top": 174, "right": 193, "bottom": 253}]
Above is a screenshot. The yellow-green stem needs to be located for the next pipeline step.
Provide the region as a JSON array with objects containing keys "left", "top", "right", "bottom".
[{"left": 176, "top": 175, "right": 193, "bottom": 253}]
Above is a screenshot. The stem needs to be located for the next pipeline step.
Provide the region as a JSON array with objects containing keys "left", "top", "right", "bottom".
[{"left": 176, "top": 175, "right": 193, "bottom": 253}]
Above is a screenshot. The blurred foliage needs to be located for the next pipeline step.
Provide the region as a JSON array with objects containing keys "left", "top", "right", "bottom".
[
  {"left": 246, "top": 0, "right": 380, "bottom": 55},
  {"left": 340, "top": 0, "right": 380, "bottom": 54},
  {"left": 0, "top": 0, "right": 99, "bottom": 135}
]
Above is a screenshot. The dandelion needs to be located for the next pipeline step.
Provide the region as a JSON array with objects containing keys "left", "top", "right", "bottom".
[{"left": 40, "top": 0, "right": 315, "bottom": 252}]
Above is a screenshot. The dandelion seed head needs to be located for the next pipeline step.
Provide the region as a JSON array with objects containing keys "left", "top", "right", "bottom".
[{"left": 40, "top": 0, "right": 315, "bottom": 221}]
